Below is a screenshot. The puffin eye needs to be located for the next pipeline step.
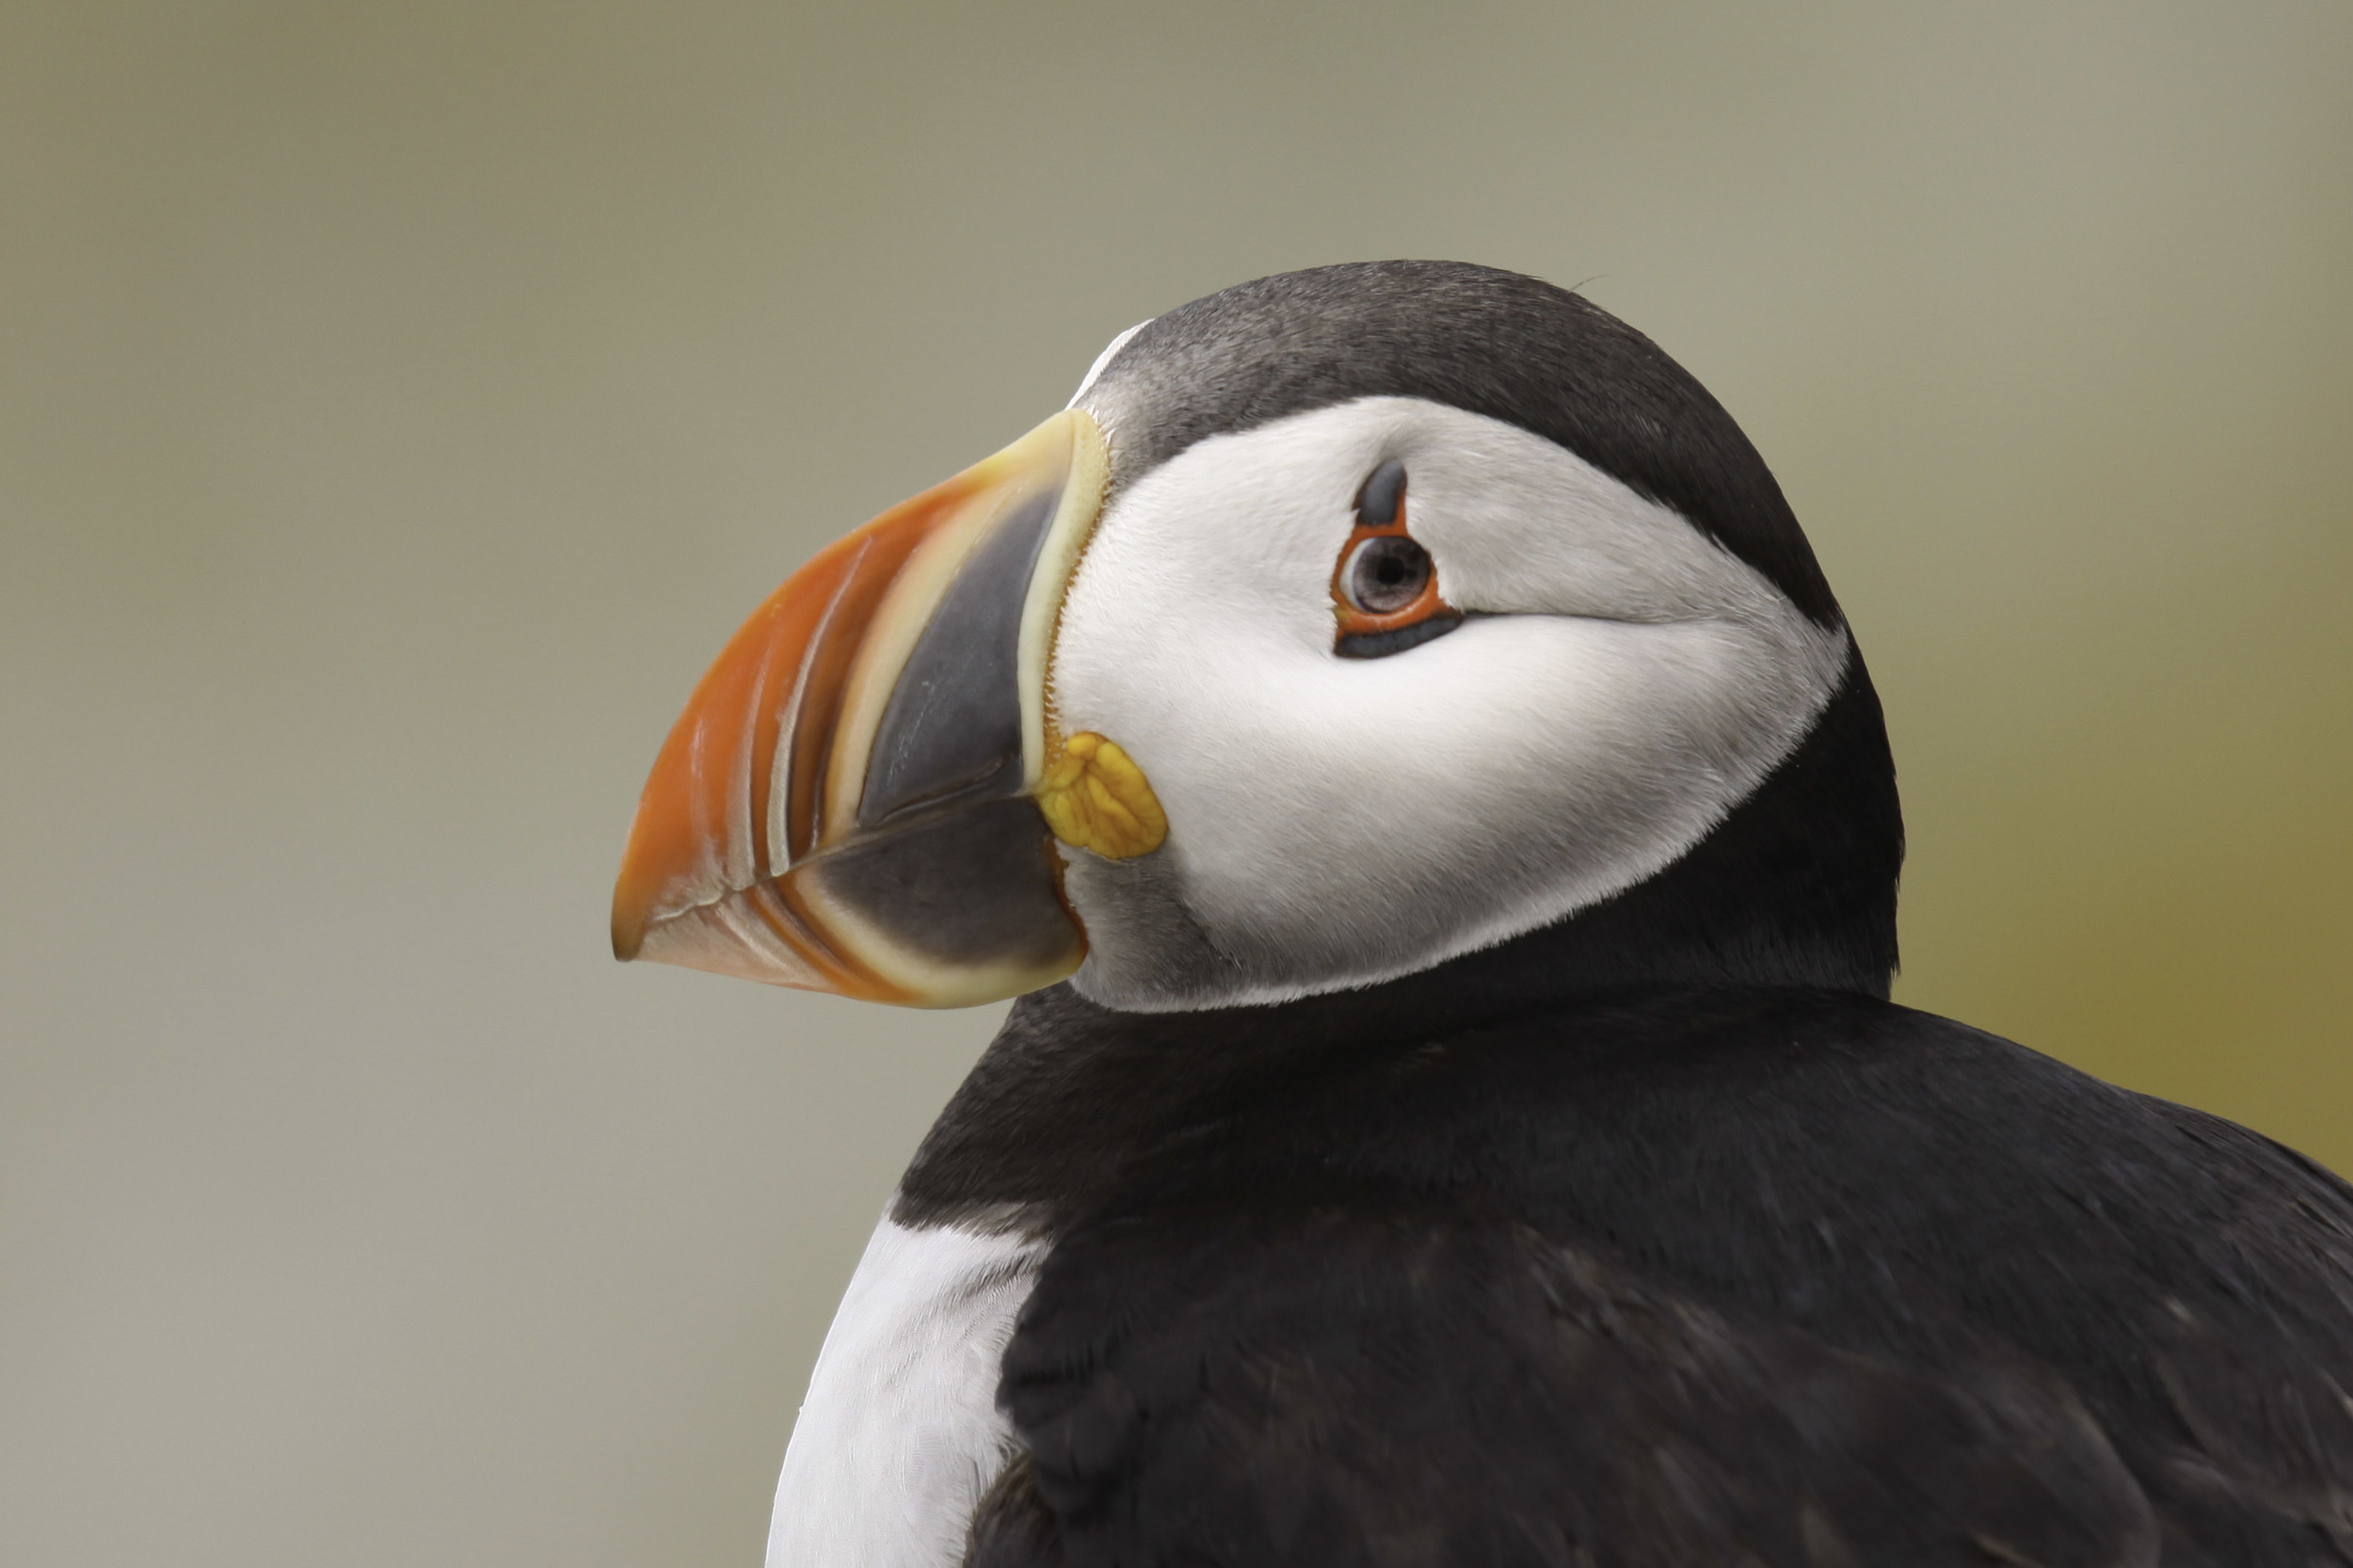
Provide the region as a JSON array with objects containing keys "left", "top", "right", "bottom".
[
  {"left": 1329, "top": 463, "right": 1464, "bottom": 660},
  {"left": 1340, "top": 535, "right": 1434, "bottom": 615}
]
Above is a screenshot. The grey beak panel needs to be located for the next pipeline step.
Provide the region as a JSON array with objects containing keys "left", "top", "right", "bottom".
[
  {"left": 801, "top": 798, "right": 1080, "bottom": 969},
  {"left": 858, "top": 488, "right": 1061, "bottom": 829}
]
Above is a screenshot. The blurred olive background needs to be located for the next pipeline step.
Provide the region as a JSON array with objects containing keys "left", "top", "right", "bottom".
[{"left": 4, "top": 1, "right": 2347, "bottom": 1563}]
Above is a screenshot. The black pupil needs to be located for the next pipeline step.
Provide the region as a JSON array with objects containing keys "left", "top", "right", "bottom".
[{"left": 1349, "top": 536, "right": 1430, "bottom": 614}]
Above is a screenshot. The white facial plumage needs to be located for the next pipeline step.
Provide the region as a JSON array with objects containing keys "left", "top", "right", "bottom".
[{"left": 1048, "top": 394, "right": 1850, "bottom": 1012}]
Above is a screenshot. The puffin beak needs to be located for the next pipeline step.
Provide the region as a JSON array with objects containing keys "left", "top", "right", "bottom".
[{"left": 612, "top": 410, "right": 1143, "bottom": 1007}]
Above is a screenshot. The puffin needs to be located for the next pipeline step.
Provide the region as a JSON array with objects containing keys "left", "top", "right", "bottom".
[{"left": 611, "top": 262, "right": 2353, "bottom": 1568}]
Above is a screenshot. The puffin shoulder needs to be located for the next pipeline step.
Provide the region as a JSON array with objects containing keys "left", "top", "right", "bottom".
[{"left": 965, "top": 989, "right": 2353, "bottom": 1566}]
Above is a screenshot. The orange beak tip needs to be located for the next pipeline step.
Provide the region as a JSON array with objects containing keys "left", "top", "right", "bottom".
[{"left": 610, "top": 904, "right": 645, "bottom": 963}]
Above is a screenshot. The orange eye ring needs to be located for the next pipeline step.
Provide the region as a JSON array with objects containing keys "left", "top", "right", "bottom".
[{"left": 1330, "top": 463, "right": 1464, "bottom": 659}]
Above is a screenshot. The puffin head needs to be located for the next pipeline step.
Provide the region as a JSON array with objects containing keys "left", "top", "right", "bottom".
[{"left": 612, "top": 262, "right": 1901, "bottom": 1016}]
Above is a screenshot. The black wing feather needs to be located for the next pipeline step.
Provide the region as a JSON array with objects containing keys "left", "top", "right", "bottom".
[{"left": 975, "top": 1202, "right": 2158, "bottom": 1568}]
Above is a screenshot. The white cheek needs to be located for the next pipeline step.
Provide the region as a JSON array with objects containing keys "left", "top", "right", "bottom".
[
  {"left": 1049, "top": 396, "right": 1848, "bottom": 1009},
  {"left": 1051, "top": 422, "right": 1369, "bottom": 735},
  {"left": 1070, "top": 614, "right": 1832, "bottom": 980}
]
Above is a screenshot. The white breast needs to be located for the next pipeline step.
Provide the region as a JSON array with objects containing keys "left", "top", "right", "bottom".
[{"left": 766, "top": 1210, "right": 1046, "bottom": 1568}]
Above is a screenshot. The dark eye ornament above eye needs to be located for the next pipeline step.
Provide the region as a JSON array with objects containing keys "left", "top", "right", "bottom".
[{"left": 1331, "top": 461, "right": 1465, "bottom": 660}]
